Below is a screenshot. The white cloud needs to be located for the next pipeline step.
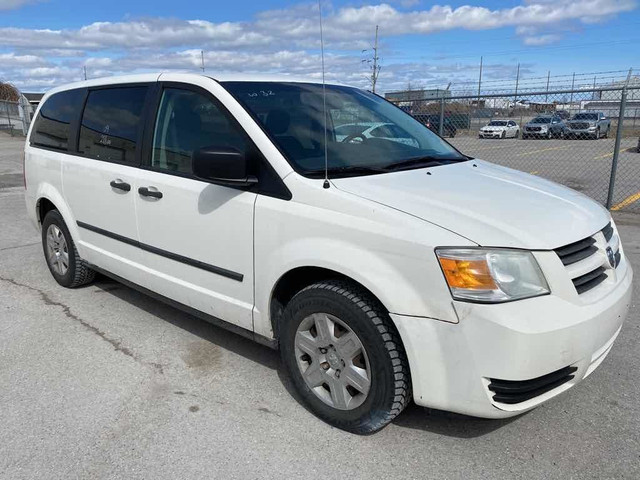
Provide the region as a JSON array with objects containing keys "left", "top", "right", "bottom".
[
  {"left": 522, "top": 33, "right": 563, "bottom": 45},
  {"left": 0, "top": 0, "right": 634, "bottom": 51},
  {"left": 0, "top": 0, "right": 636, "bottom": 92},
  {"left": 0, "top": 0, "right": 40, "bottom": 10}
]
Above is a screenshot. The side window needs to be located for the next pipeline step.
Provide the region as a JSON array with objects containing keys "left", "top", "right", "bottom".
[
  {"left": 78, "top": 86, "right": 148, "bottom": 163},
  {"left": 508, "top": 121, "right": 515, "bottom": 127},
  {"left": 30, "top": 89, "right": 84, "bottom": 151},
  {"left": 151, "top": 88, "right": 246, "bottom": 174}
]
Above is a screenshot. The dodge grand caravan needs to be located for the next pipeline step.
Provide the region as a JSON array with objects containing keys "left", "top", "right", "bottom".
[{"left": 24, "top": 73, "right": 633, "bottom": 434}]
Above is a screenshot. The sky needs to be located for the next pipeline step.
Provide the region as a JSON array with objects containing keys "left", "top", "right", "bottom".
[{"left": 0, "top": 0, "right": 639, "bottom": 94}]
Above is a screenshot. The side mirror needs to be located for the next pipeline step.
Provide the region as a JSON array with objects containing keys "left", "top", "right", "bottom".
[{"left": 192, "top": 146, "right": 258, "bottom": 188}]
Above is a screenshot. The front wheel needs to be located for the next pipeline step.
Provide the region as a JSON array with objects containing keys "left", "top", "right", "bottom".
[
  {"left": 42, "top": 210, "right": 96, "bottom": 288},
  {"left": 280, "top": 280, "right": 411, "bottom": 434},
  {"left": 501, "top": 131, "right": 506, "bottom": 139},
  {"left": 593, "top": 128, "right": 600, "bottom": 140}
]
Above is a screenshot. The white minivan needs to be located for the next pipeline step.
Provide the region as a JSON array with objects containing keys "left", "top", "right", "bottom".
[{"left": 24, "top": 73, "right": 633, "bottom": 434}]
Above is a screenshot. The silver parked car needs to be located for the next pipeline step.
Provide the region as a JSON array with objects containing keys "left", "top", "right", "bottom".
[{"left": 565, "top": 112, "right": 611, "bottom": 139}]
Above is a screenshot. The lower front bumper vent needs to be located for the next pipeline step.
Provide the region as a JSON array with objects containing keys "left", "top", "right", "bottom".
[{"left": 488, "top": 366, "right": 577, "bottom": 404}]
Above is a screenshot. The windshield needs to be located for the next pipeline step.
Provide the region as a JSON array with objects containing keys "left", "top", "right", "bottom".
[
  {"left": 488, "top": 121, "right": 507, "bottom": 126},
  {"left": 222, "top": 82, "right": 467, "bottom": 177},
  {"left": 531, "top": 117, "right": 552, "bottom": 124},
  {"left": 572, "top": 113, "right": 598, "bottom": 120}
]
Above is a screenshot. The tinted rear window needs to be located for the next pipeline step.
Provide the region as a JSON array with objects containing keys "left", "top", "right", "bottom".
[
  {"left": 78, "top": 86, "right": 148, "bottom": 163},
  {"left": 30, "top": 89, "right": 84, "bottom": 151}
]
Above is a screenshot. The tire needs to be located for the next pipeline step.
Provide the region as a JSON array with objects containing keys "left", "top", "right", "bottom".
[
  {"left": 547, "top": 130, "right": 553, "bottom": 140},
  {"left": 501, "top": 131, "right": 506, "bottom": 139},
  {"left": 515, "top": 129, "right": 519, "bottom": 139},
  {"left": 522, "top": 134, "right": 528, "bottom": 140},
  {"left": 604, "top": 127, "right": 609, "bottom": 139},
  {"left": 42, "top": 210, "right": 96, "bottom": 288},
  {"left": 280, "top": 280, "right": 411, "bottom": 434},
  {"left": 593, "top": 128, "right": 600, "bottom": 140}
]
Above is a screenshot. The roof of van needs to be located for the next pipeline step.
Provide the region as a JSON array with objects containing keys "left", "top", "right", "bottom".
[{"left": 43, "top": 72, "right": 348, "bottom": 97}]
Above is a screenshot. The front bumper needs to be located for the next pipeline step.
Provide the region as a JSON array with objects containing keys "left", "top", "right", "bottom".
[
  {"left": 566, "top": 128, "right": 598, "bottom": 137},
  {"left": 479, "top": 131, "right": 504, "bottom": 138},
  {"left": 391, "top": 257, "right": 633, "bottom": 418},
  {"left": 523, "top": 129, "right": 549, "bottom": 137}
]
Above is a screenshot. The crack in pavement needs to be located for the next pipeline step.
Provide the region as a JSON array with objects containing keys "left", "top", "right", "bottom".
[
  {"left": 0, "top": 274, "right": 164, "bottom": 374},
  {"left": 0, "top": 242, "right": 39, "bottom": 252}
]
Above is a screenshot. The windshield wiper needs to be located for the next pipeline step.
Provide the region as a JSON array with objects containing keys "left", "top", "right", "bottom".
[
  {"left": 383, "top": 156, "right": 464, "bottom": 172},
  {"left": 305, "top": 165, "right": 389, "bottom": 177}
]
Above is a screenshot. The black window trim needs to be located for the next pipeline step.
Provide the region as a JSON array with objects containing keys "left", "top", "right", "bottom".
[
  {"left": 74, "top": 82, "right": 155, "bottom": 167},
  {"left": 140, "top": 81, "right": 292, "bottom": 201}
]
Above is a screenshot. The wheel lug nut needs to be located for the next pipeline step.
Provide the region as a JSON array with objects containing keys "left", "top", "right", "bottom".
[
  {"left": 319, "top": 347, "right": 327, "bottom": 354},
  {"left": 321, "top": 362, "right": 330, "bottom": 370},
  {"left": 335, "top": 369, "right": 341, "bottom": 378}
]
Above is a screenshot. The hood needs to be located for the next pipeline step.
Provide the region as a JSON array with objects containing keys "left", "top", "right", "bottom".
[
  {"left": 482, "top": 125, "right": 506, "bottom": 130},
  {"left": 526, "top": 122, "right": 549, "bottom": 127},
  {"left": 332, "top": 160, "right": 609, "bottom": 249}
]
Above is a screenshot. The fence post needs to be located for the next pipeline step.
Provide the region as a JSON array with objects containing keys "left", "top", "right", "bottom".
[
  {"left": 5, "top": 102, "right": 14, "bottom": 137},
  {"left": 606, "top": 89, "right": 627, "bottom": 209},
  {"left": 438, "top": 97, "right": 445, "bottom": 136}
]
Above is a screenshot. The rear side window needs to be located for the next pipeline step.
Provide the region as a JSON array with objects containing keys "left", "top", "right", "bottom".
[
  {"left": 78, "top": 86, "right": 148, "bottom": 163},
  {"left": 30, "top": 89, "right": 84, "bottom": 151}
]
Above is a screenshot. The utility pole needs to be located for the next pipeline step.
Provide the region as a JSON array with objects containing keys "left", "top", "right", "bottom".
[
  {"left": 514, "top": 63, "right": 520, "bottom": 109},
  {"left": 545, "top": 70, "right": 550, "bottom": 103},
  {"left": 83, "top": 66, "right": 87, "bottom": 81},
  {"left": 371, "top": 25, "right": 380, "bottom": 93},
  {"left": 477, "top": 56, "right": 483, "bottom": 104},
  {"left": 201, "top": 50, "right": 205, "bottom": 73},
  {"left": 570, "top": 72, "right": 575, "bottom": 104}
]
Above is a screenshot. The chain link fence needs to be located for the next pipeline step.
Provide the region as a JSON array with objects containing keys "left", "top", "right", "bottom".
[
  {"left": 392, "top": 85, "right": 640, "bottom": 213},
  {"left": 0, "top": 97, "right": 33, "bottom": 137}
]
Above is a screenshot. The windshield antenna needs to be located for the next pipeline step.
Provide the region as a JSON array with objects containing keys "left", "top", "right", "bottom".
[{"left": 318, "top": 0, "right": 330, "bottom": 189}]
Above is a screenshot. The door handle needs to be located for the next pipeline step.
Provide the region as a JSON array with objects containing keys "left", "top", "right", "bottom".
[
  {"left": 110, "top": 180, "right": 131, "bottom": 192},
  {"left": 138, "top": 186, "right": 163, "bottom": 199}
]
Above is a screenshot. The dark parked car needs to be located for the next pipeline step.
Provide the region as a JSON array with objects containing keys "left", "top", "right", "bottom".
[
  {"left": 522, "top": 114, "right": 566, "bottom": 139},
  {"left": 413, "top": 114, "right": 457, "bottom": 137},
  {"left": 555, "top": 110, "right": 571, "bottom": 120}
]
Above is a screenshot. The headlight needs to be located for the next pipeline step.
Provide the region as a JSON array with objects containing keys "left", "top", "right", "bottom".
[{"left": 435, "top": 248, "right": 549, "bottom": 303}]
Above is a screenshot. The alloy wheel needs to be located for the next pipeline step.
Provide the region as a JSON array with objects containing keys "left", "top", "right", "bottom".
[
  {"left": 46, "top": 224, "right": 69, "bottom": 276},
  {"left": 294, "top": 312, "right": 371, "bottom": 410}
]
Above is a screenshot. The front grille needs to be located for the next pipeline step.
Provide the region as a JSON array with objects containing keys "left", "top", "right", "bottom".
[
  {"left": 488, "top": 366, "right": 577, "bottom": 404},
  {"left": 554, "top": 237, "right": 597, "bottom": 266},
  {"left": 570, "top": 122, "right": 590, "bottom": 129},
  {"left": 554, "top": 222, "right": 621, "bottom": 296},
  {"left": 572, "top": 267, "right": 607, "bottom": 294},
  {"left": 527, "top": 126, "right": 541, "bottom": 131}
]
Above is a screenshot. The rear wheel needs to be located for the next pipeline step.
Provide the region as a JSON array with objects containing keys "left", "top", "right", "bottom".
[
  {"left": 42, "top": 210, "right": 95, "bottom": 288},
  {"left": 280, "top": 280, "right": 411, "bottom": 434}
]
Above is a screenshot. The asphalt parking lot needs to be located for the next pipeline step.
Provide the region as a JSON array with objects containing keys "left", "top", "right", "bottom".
[{"left": 1, "top": 133, "right": 639, "bottom": 479}]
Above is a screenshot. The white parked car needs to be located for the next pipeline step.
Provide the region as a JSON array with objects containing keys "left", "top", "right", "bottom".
[
  {"left": 24, "top": 73, "right": 633, "bottom": 434},
  {"left": 335, "top": 122, "right": 418, "bottom": 147},
  {"left": 479, "top": 119, "right": 520, "bottom": 139}
]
